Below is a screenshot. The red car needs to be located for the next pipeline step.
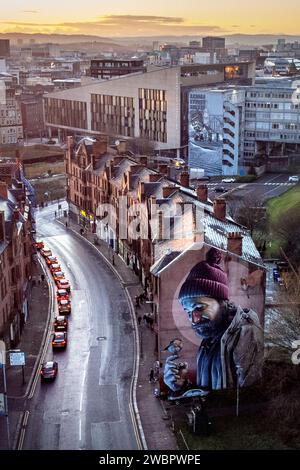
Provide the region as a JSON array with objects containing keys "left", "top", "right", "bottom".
[
  {"left": 40, "top": 361, "right": 58, "bottom": 381},
  {"left": 53, "top": 271, "right": 65, "bottom": 283},
  {"left": 54, "top": 315, "right": 68, "bottom": 331},
  {"left": 57, "top": 289, "right": 69, "bottom": 301},
  {"left": 46, "top": 255, "right": 58, "bottom": 266},
  {"left": 58, "top": 299, "right": 71, "bottom": 314},
  {"left": 52, "top": 331, "right": 67, "bottom": 349},
  {"left": 50, "top": 263, "right": 62, "bottom": 274},
  {"left": 34, "top": 241, "right": 44, "bottom": 250},
  {"left": 56, "top": 279, "right": 71, "bottom": 292},
  {"left": 41, "top": 248, "right": 52, "bottom": 258}
]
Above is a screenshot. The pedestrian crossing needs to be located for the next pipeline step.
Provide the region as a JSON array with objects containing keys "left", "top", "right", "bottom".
[{"left": 206, "top": 181, "right": 296, "bottom": 187}]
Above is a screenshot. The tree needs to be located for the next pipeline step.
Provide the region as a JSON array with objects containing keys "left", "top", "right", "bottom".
[
  {"left": 127, "top": 137, "right": 155, "bottom": 156},
  {"left": 270, "top": 207, "right": 300, "bottom": 267},
  {"left": 226, "top": 192, "right": 267, "bottom": 237}
]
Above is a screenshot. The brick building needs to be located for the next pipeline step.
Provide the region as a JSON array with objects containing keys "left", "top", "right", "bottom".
[{"left": 0, "top": 160, "right": 33, "bottom": 348}]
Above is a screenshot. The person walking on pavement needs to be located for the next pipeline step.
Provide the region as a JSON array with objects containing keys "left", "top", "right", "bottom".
[
  {"left": 149, "top": 368, "right": 155, "bottom": 383},
  {"left": 65, "top": 221, "right": 68, "bottom": 229},
  {"left": 135, "top": 295, "right": 140, "bottom": 308},
  {"left": 137, "top": 315, "right": 142, "bottom": 326}
]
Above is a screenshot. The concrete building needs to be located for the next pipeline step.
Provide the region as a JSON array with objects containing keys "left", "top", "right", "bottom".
[
  {"left": 44, "top": 63, "right": 255, "bottom": 158},
  {"left": 242, "top": 76, "right": 300, "bottom": 170},
  {"left": 0, "top": 79, "right": 23, "bottom": 145},
  {"left": 0, "top": 39, "right": 10, "bottom": 58},
  {"left": 89, "top": 59, "right": 146, "bottom": 80},
  {"left": 0, "top": 161, "right": 33, "bottom": 348},
  {"left": 20, "top": 93, "right": 44, "bottom": 139}
]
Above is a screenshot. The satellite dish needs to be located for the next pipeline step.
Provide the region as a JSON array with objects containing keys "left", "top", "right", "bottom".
[{"left": 115, "top": 140, "right": 120, "bottom": 146}]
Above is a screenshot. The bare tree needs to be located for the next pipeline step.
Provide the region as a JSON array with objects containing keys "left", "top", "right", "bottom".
[
  {"left": 127, "top": 137, "right": 155, "bottom": 156},
  {"left": 226, "top": 192, "right": 267, "bottom": 236},
  {"left": 271, "top": 207, "right": 300, "bottom": 267}
]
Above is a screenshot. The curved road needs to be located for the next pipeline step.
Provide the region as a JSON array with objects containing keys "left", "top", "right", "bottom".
[{"left": 23, "top": 203, "right": 139, "bottom": 450}]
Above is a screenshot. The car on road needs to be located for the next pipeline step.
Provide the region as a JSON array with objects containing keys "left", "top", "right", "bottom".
[
  {"left": 34, "top": 241, "right": 44, "bottom": 250},
  {"left": 214, "top": 186, "right": 226, "bottom": 193},
  {"left": 52, "top": 331, "right": 67, "bottom": 349},
  {"left": 54, "top": 315, "right": 68, "bottom": 331},
  {"left": 197, "top": 176, "right": 211, "bottom": 181},
  {"left": 41, "top": 248, "right": 52, "bottom": 258},
  {"left": 57, "top": 279, "right": 71, "bottom": 292},
  {"left": 222, "top": 178, "right": 236, "bottom": 183},
  {"left": 57, "top": 289, "right": 69, "bottom": 301},
  {"left": 50, "top": 263, "right": 62, "bottom": 274},
  {"left": 58, "top": 299, "right": 71, "bottom": 314},
  {"left": 46, "top": 255, "right": 58, "bottom": 266},
  {"left": 53, "top": 271, "right": 65, "bottom": 283},
  {"left": 40, "top": 361, "right": 58, "bottom": 381},
  {"left": 288, "top": 175, "right": 299, "bottom": 182}
]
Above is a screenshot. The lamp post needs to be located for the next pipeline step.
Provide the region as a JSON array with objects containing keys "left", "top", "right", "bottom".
[{"left": 0, "top": 343, "right": 11, "bottom": 450}]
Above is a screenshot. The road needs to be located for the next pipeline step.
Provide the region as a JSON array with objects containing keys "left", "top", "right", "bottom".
[
  {"left": 207, "top": 173, "right": 297, "bottom": 202},
  {"left": 23, "top": 203, "right": 139, "bottom": 450}
]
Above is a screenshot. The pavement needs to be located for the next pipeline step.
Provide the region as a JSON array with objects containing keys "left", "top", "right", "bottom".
[
  {"left": 0, "top": 259, "right": 50, "bottom": 450},
  {"left": 0, "top": 207, "right": 177, "bottom": 450}
]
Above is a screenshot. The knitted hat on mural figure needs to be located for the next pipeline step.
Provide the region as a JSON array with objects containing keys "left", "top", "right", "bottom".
[{"left": 178, "top": 247, "right": 229, "bottom": 302}]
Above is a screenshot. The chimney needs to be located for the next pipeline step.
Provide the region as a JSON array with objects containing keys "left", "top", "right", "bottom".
[
  {"left": 93, "top": 137, "right": 108, "bottom": 155},
  {"left": 162, "top": 185, "right": 176, "bottom": 198},
  {"left": 158, "top": 210, "right": 164, "bottom": 240},
  {"left": 180, "top": 171, "right": 189, "bottom": 188},
  {"left": 158, "top": 164, "right": 168, "bottom": 175},
  {"left": 149, "top": 173, "right": 162, "bottom": 182},
  {"left": 227, "top": 232, "right": 243, "bottom": 256},
  {"left": 140, "top": 156, "right": 148, "bottom": 166},
  {"left": 0, "top": 211, "right": 5, "bottom": 242},
  {"left": 139, "top": 181, "right": 145, "bottom": 201},
  {"left": 116, "top": 140, "right": 127, "bottom": 154},
  {"left": 213, "top": 198, "right": 226, "bottom": 221},
  {"left": 0, "top": 182, "right": 8, "bottom": 200},
  {"left": 131, "top": 164, "right": 144, "bottom": 175},
  {"left": 167, "top": 165, "right": 172, "bottom": 179},
  {"left": 197, "top": 184, "right": 208, "bottom": 202}
]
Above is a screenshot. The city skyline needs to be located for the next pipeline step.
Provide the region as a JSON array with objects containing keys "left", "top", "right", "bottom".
[{"left": 1, "top": 0, "right": 300, "bottom": 36}]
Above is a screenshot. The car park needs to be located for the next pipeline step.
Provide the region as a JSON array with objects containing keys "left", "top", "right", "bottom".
[
  {"left": 289, "top": 175, "right": 299, "bottom": 182},
  {"left": 40, "top": 361, "right": 58, "bottom": 380},
  {"left": 57, "top": 289, "right": 69, "bottom": 301},
  {"left": 53, "top": 271, "right": 65, "bottom": 283},
  {"left": 52, "top": 331, "right": 67, "bottom": 349},
  {"left": 41, "top": 248, "right": 52, "bottom": 258},
  {"left": 222, "top": 178, "right": 236, "bottom": 183},
  {"left": 54, "top": 315, "right": 68, "bottom": 331},
  {"left": 58, "top": 299, "right": 71, "bottom": 314},
  {"left": 46, "top": 256, "right": 58, "bottom": 266},
  {"left": 57, "top": 279, "right": 71, "bottom": 292}
]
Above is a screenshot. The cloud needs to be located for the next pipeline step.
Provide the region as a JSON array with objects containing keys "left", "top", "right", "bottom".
[
  {"left": 21, "top": 10, "right": 39, "bottom": 13},
  {"left": 0, "top": 15, "right": 227, "bottom": 36}
]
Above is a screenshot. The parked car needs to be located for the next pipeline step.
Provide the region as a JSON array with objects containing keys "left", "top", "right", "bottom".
[
  {"left": 57, "top": 289, "right": 69, "bottom": 302},
  {"left": 52, "top": 331, "right": 67, "bottom": 349},
  {"left": 46, "top": 256, "right": 58, "bottom": 266},
  {"left": 57, "top": 279, "right": 71, "bottom": 292},
  {"left": 53, "top": 271, "right": 65, "bottom": 283},
  {"left": 54, "top": 315, "right": 68, "bottom": 331},
  {"left": 34, "top": 241, "right": 44, "bottom": 250},
  {"left": 40, "top": 361, "right": 58, "bottom": 381},
  {"left": 41, "top": 248, "right": 52, "bottom": 258},
  {"left": 197, "top": 176, "right": 211, "bottom": 181},
  {"left": 222, "top": 178, "right": 236, "bottom": 183},
  {"left": 50, "top": 263, "right": 62, "bottom": 274},
  {"left": 289, "top": 175, "right": 299, "bottom": 182},
  {"left": 58, "top": 299, "right": 71, "bottom": 314},
  {"left": 214, "top": 186, "right": 226, "bottom": 193}
]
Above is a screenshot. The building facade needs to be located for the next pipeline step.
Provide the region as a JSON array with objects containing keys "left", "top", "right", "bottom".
[
  {"left": 89, "top": 59, "right": 146, "bottom": 80},
  {"left": 44, "top": 63, "right": 255, "bottom": 157},
  {"left": 0, "top": 80, "right": 23, "bottom": 144}
]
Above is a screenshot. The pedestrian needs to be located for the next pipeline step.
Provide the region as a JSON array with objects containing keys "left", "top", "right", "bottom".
[
  {"left": 65, "top": 221, "right": 68, "bottom": 229},
  {"left": 80, "top": 228, "right": 84, "bottom": 236},
  {"left": 148, "top": 317, "right": 154, "bottom": 330},
  {"left": 135, "top": 295, "right": 140, "bottom": 308},
  {"left": 41, "top": 274, "right": 45, "bottom": 283},
  {"left": 149, "top": 368, "right": 155, "bottom": 383},
  {"left": 143, "top": 314, "right": 147, "bottom": 326},
  {"left": 54, "top": 211, "right": 57, "bottom": 218},
  {"left": 137, "top": 316, "right": 142, "bottom": 326}
]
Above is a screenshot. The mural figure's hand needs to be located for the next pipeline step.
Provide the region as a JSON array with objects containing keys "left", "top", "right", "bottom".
[{"left": 163, "top": 355, "right": 184, "bottom": 392}]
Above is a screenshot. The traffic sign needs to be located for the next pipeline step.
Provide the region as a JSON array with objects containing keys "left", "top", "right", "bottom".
[
  {"left": 0, "top": 393, "right": 5, "bottom": 416},
  {"left": 9, "top": 351, "right": 25, "bottom": 366}
]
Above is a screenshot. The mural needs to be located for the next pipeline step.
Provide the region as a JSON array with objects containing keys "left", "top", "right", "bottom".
[{"left": 160, "top": 247, "right": 264, "bottom": 399}]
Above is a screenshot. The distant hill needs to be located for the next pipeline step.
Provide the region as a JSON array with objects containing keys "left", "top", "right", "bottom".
[{"left": 0, "top": 32, "right": 122, "bottom": 47}]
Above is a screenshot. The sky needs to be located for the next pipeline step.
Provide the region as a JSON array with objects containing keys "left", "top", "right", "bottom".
[{"left": 1, "top": 0, "right": 300, "bottom": 37}]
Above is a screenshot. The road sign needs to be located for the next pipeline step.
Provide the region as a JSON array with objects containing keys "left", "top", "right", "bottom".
[
  {"left": 9, "top": 351, "right": 25, "bottom": 366},
  {"left": 0, "top": 393, "right": 5, "bottom": 416},
  {"left": 0, "top": 341, "right": 5, "bottom": 365}
]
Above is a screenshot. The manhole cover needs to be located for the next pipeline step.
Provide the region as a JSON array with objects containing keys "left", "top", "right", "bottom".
[{"left": 96, "top": 336, "right": 107, "bottom": 341}]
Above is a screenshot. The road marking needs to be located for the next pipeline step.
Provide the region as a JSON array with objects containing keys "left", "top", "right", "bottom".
[{"left": 17, "top": 410, "right": 30, "bottom": 450}]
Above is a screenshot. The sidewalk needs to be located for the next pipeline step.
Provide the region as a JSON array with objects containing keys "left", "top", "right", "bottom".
[
  {"left": 63, "top": 218, "right": 178, "bottom": 450},
  {"left": 0, "top": 259, "right": 50, "bottom": 450}
]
